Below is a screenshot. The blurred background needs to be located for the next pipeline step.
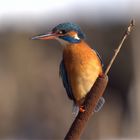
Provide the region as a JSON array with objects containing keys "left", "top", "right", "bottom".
[{"left": 0, "top": 0, "right": 140, "bottom": 140}]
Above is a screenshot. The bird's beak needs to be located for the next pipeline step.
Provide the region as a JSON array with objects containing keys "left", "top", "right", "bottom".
[{"left": 32, "top": 32, "right": 57, "bottom": 40}]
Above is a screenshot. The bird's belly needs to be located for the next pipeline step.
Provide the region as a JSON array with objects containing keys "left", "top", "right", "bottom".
[
  {"left": 63, "top": 42, "right": 102, "bottom": 103},
  {"left": 70, "top": 61, "right": 100, "bottom": 102}
]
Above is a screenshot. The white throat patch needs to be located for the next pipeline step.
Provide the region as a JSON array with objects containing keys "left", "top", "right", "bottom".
[{"left": 56, "top": 38, "right": 70, "bottom": 47}]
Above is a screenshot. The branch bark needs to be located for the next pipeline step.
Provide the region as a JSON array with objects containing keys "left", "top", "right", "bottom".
[
  {"left": 64, "top": 20, "right": 135, "bottom": 140},
  {"left": 64, "top": 76, "right": 108, "bottom": 140}
]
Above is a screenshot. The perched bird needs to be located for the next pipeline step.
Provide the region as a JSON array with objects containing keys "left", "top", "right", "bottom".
[{"left": 32, "top": 22, "right": 105, "bottom": 114}]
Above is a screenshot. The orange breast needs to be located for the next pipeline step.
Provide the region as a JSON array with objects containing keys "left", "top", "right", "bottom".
[{"left": 63, "top": 41, "right": 103, "bottom": 104}]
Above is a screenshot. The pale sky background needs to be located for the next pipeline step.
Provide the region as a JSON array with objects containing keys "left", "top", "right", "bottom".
[{"left": 0, "top": 0, "right": 139, "bottom": 26}]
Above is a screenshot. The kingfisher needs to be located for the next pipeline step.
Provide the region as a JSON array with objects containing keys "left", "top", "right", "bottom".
[{"left": 32, "top": 22, "right": 105, "bottom": 114}]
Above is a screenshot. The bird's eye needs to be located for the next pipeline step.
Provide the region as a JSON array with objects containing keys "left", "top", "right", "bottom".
[{"left": 58, "top": 30, "right": 66, "bottom": 34}]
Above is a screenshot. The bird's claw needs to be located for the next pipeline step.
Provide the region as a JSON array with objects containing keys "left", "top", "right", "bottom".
[{"left": 79, "top": 105, "right": 85, "bottom": 113}]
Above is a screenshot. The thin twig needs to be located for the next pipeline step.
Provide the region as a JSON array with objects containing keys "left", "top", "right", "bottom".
[{"left": 104, "top": 19, "right": 135, "bottom": 75}]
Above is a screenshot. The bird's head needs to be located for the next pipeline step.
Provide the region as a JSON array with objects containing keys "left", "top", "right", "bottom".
[{"left": 32, "top": 22, "right": 85, "bottom": 46}]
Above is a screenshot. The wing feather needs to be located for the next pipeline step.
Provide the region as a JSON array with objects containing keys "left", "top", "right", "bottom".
[{"left": 59, "top": 60, "right": 75, "bottom": 100}]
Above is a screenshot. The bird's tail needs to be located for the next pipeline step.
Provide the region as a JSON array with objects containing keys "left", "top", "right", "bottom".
[{"left": 94, "top": 96, "right": 105, "bottom": 112}]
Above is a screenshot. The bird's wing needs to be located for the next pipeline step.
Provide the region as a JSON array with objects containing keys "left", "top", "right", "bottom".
[
  {"left": 93, "top": 49, "right": 104, "bottom": 67},
  {"left": 59, "top": 59, "right": 75, "bottom": 100}
]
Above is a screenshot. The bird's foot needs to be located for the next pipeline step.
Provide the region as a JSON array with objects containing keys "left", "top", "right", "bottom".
[
  {"left": 99, "top": 73, "right": 105, "bottom": 78},
  {"left": 79, "top": 105, "right": 85, "bottom": 113}
]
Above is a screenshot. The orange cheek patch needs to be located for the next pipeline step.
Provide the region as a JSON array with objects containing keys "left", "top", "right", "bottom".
[{"left": 67, "top": 31, "right": 78, "bottom": 38}]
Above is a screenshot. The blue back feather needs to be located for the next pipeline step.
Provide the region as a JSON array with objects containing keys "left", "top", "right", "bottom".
[{"left": 59, "top": 60, "right": 75, "bottom": 100}]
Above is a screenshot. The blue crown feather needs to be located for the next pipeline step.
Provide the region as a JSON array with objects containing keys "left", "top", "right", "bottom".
[{"left": 52, "top": 22, "right": 85, "bottom": 40}]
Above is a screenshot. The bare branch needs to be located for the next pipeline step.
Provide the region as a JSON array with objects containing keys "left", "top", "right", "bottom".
[
  {"left": 64, "top": 76, "right": 108, "bottom": 140},
  {"left": 104, "top": 19, "right": 135, "bottom": 75}
]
